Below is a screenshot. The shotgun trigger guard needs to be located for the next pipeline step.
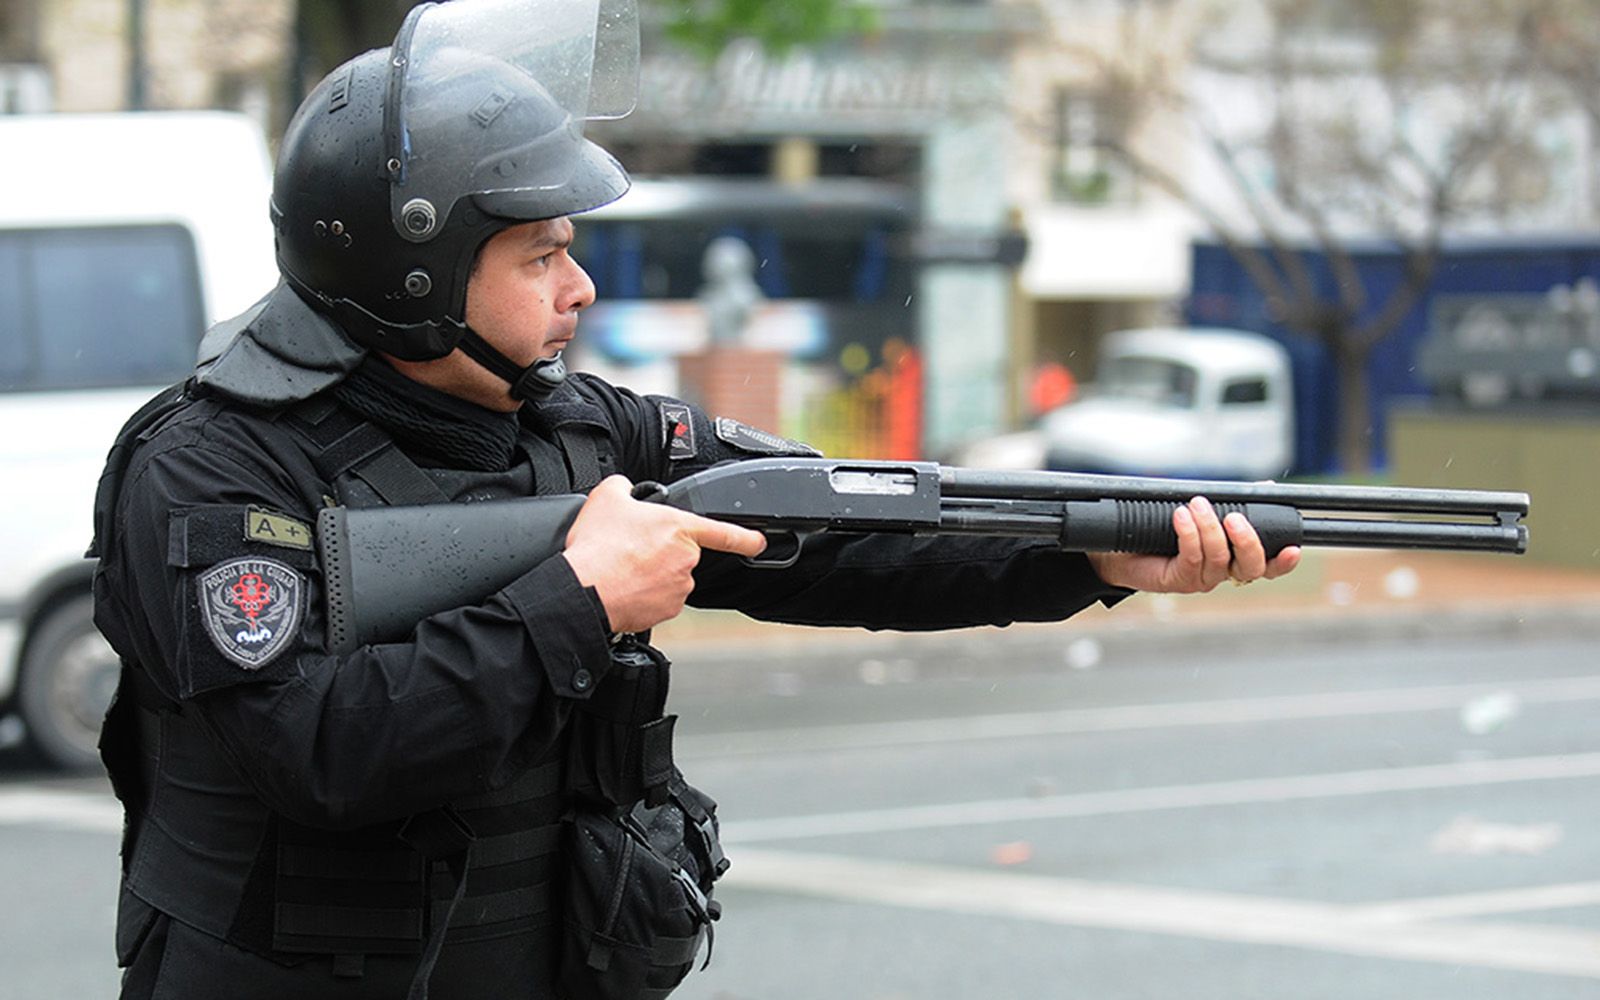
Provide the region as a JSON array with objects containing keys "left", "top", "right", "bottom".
[
  {"left": 743, "top": 529, "right": 810, "bottom": 569},
  {"left": 632, "top": 480, "right": 669, "bottom": 503}
]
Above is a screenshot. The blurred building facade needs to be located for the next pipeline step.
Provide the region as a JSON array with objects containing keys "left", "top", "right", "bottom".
[
  {"left": 591, "top": 2, "right": 1036, "bottom": 456},
  {"left": 584, "top": 1, "right": 1209, "bottom": 458},
  {"left": 0, "top": 0, "right": 290, "bottom": 126},
  {"left": 9, "top": 0, "right": 1600, "bottom": 461},
  {"left": 1005, "top": 0, "right": 1195, "bottom": 433},
  {"left": 1010, "top": 0, "right": 1600, "bottom": 478}
]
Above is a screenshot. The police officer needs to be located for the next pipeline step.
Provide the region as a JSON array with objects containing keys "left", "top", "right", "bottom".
[{"left": 90, "top": 2, "right": 1299, "bottom": 998}]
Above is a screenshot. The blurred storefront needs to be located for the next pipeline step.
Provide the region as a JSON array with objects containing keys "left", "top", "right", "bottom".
[{"left": 587, "top": 4, "right": 1038, "bottom": 458}]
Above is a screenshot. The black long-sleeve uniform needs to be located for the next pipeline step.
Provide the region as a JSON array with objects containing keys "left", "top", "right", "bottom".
[{"left": 93, "top": 359, "right": 1125, "bottom": 999}]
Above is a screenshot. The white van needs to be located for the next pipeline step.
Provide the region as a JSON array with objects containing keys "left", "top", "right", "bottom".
[
  {"left": 1041, "top": 326, "right": 1295, "bottom": 480},
  {"left": 0, "top": 112, "right": 278, "bottom": 768}
]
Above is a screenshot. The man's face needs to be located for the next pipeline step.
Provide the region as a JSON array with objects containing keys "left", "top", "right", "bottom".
[{"left": 447, "top": 216, "right": 595, "bottom": 410}]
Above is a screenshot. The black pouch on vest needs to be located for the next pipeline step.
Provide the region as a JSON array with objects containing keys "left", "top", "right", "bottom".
[
  {"left": 564, "top": 640, "right": 674, "bottom": 808},
  {"left": 558, "top": 639, "right": 729, "bottom": 1000},
  {"left": 559, "top": 778, "right": 727, "bottom": 1000}
]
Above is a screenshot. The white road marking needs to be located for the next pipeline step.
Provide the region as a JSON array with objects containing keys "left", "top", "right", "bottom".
[
  {"left": 1428, "top": 814, "right": 1565, "bottom": 856},
  {"left": 726, "top": 849, "right": 1600, "bottom": 979},
  {"left": 721, "top": 751, "right": 1600, "bottom": 843},
  {"left": 0, "top": 787, "right": 122, "bottom": 833},
  {"left": 1352, "top": 881, "right": 1600, "bottom": 925},
  {"left": 677, "top": 675, "right": 1600, "bottom": 759},
  {"left": 6, "top": 757, "right": 1596, "bottom": 983}
]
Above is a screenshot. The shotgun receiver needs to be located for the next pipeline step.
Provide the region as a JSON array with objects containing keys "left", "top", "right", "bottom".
[{"left": 316, "top": 457, "right": 1529, "bottom": 652}]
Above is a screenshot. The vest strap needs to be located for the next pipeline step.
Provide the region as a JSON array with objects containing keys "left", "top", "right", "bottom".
[
  {"left": 398, "top": 808, "right": 475, "bottom": 1000},
  {"left": 286, "top": 397, "right": 449, "bottom": 506},
  {"left": 277, "top": 844, "right": 424, "bottom": 882},
  {"left": 557, "top": 425, "right": 604, "bottom": 492},
  {"left": 431, "top": 882, "right": 553, "bottom": 929},
  {"left": 276, "top": 901, "right": 423, "bottom": 942},
  {"left": 453, "top": 759, "right": 562, "bottom": 810},
  {"left": 352, "top": 444, "right": 451, "bottom": 505},
  {"left": 469, "top": 823, "right": 562, "bottom": 869},
  {"left": 524, "top": 434, "right": 571, "bottom": 496}
]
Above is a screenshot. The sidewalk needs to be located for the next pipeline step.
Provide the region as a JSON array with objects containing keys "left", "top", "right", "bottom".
[{"left": 653, "top": 549, "right": 1600, "bottom": 668}]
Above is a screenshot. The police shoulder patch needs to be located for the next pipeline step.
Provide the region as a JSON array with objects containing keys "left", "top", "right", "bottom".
[
  {"left": 197, "top": 556, "right": 305, "bottom": 670},
  {"left": 714, "top": 418, "right": 822, "bottom": 458},
  {"left": 659, "top": 400, "right": 697, "bottom": 461}
]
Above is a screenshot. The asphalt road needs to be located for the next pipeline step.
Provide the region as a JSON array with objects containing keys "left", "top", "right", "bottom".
[{"left": 1, "top": 630, "right": 1596, "bottom": 999}]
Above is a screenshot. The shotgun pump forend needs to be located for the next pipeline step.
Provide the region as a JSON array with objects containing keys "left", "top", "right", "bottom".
[{"left": 316, "top": 458, "right": 1529, "bottom": 650}]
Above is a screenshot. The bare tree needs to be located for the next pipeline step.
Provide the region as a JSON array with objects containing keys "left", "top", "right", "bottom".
[
  {"left": 1035, "top": 0, "right": 1565, "bottom": 472},
  {"left": 1523, "top": 0, "right": 1600, "bottom": 218},
  {"left": 1524, "top": 1, "right": 1600, "bottom": 103}
]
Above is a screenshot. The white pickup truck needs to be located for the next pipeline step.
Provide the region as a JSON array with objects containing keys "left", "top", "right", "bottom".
[
  {"left": 1042, "top": 326, "right": 1296, "bottom": 480},
  {"left": 0, "top": 112, "right": 278, "bottom": 768},
  {"left": 962, "top": 326, "right": 1295, "bottom": 479}
]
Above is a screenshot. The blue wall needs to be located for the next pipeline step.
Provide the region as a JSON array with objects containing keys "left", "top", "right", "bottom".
[{"left": 1186, "top": 235, "right": 1600, "bottom": 473}]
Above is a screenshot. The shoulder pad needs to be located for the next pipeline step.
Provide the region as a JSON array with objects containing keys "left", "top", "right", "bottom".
[{"left": 193, "top": 284, "right": 366, "bottom": 408}]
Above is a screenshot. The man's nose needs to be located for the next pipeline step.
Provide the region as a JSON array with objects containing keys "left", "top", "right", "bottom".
[{"left": 565, "top": 259, "right": 596, "bottom": 313}]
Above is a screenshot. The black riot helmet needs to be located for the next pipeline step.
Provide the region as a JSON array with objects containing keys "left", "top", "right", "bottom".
[{"left": 272, "top": 0, "right": 637, "bottom": 398}]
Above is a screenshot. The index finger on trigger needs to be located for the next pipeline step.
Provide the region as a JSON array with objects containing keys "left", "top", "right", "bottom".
[{"left": 683, "top": 514, "right": 769, "bottom": 557}]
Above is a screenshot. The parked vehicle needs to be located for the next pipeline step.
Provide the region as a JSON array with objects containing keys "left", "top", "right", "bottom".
[
  {"left": 0, "top": 112, "right": 278, "bottom": 768},
  {"left": 1041, "top": 327, "right": 1295, "bottom": 480}
]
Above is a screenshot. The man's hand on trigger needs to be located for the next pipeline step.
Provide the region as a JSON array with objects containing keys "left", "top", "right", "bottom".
[
  {"left": 561, "top": 475, "right": 767, "bottom": 634},
  {"left": 1086, "top": 496, "right": 1302, "bottom": 594}
]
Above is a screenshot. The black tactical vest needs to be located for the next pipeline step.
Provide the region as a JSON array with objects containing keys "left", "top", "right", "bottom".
[{"left": 93, "top": 380, "right": 620, "bottom": 996}]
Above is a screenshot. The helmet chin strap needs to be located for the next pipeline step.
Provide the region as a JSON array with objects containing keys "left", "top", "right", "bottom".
[{"left": 455, "top": 327, "right": 569, "bottom": 402}]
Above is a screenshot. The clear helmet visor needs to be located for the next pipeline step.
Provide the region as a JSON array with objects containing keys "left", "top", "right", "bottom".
[{"left": 389, "top": 0, "right": 638, "bottom": 241}]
